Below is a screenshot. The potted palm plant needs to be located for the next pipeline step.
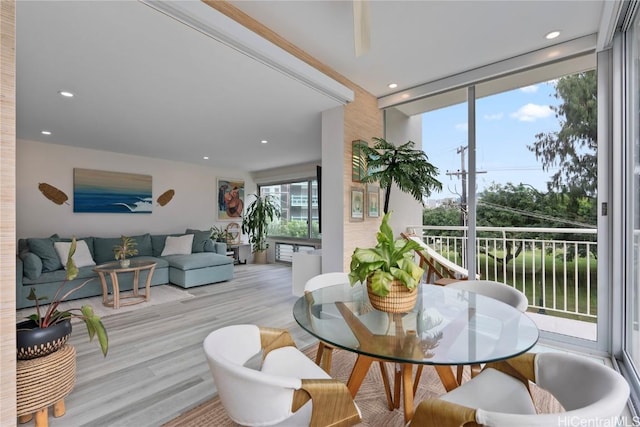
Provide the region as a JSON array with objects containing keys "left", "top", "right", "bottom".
[
  {"left": 349, "top": 212, "right": 424, "bottom": 313},
  {"left": 113, "top": 235, "right": 138, "bottom": 268},
  {"left": 358, "top": 137, "right": 442, "bottom": 213},
  {"left": 241, "top": 193, "right": 280, "bottom": 264},
  {"left": 17, "top": 237, "right": 109, "bottom": 359}
]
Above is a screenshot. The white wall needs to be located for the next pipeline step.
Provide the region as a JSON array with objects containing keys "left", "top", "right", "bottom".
[
  {"left": 321, "top": 106, "right": 345, "bottom": 272},
  {"left": 17, "top": 139, "right": 253, "bottom": 240},
  {"left": 384, "top": 108, "right": 424, "bottom": 236}
]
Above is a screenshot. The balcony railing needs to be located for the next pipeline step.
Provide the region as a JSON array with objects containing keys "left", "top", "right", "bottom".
[{"left": 407, "top": 225, "right": 598, "bottom": 322}]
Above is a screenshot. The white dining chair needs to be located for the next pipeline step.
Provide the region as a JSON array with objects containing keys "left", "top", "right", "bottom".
[
  {"left": 203, "top": 324, "right": 361, "bottom": 426},
  {"left": 409, "top": 351, "right": 630, "bottom": 427},
  {"left": 304, "top": 272, "right": 351, "bottom": 370},
  {"left": 304, "top": 272, "right": 394, "bottom": 409},
  {"left": 446, "top": 279, "right": 529, "bottom": 313},
  {"left": 444, "top": 279, "right": 529, "bottom": 383}
]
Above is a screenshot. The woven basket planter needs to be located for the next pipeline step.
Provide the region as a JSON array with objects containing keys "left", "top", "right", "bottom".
[
  {"left": 367, "top": 279, "right": 418, "bottom": 313},
  {"left": 16, "top": 344, "right": 76, "bottom": 417}
]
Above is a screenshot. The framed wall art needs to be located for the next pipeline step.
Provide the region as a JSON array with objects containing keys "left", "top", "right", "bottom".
[
  {"left": 352, "top": 140, "right": 368, "bottom": 182},
  {"left": 350, "top": 187, "right": 364, "bottom": 221},
  {"left": 73, "top": 168, "right": 152, "bottom": 213},
  {"left": 217, "top": 178, "right": 245, "bottom": 220},
  {"left": 367, "top": 185, "right": 380, "bottom": 218}
]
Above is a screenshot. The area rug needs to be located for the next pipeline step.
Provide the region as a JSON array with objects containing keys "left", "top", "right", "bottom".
[
  {"left": 16, "top": 284, "right": 194, "bottom": 321},
  {"left": 162, "top": 346, "right": 563, "bottom": 427}
]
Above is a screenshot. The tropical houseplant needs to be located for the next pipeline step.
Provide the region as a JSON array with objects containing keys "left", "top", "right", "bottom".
[
  {"left": 17, "top": 237, "right": 109, "bottom": 359},
  {"left": 357, "top": 137, "right": 443, "bottom": 213},
  {"left": 113, "top": 235, "right": 138, "bottom": 267},
  {"left": 241, "top": 193, "right": 281, "bottom": 264},
  {"left": 348, "top": 212, "right": 424, "bottom": 312},
  {"left": 209, "top": 225, "right": 229, "bottom": 243}
]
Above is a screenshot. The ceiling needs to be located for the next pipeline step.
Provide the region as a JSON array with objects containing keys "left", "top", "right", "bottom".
[{"left": 16, "top": 0, "right": 607, "bottom": 173}]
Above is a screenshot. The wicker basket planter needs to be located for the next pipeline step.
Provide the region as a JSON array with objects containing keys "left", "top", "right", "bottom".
[
  {"left": 17, "top": 344, "right": 76, "bottom": 421},
  {"left": 367, "top": 279, "right": 418, "bottom": 313}
]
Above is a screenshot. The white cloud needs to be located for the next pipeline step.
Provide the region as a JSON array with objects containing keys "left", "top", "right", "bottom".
[
  {"left": 483, "top": 113, "right": 504, "bottom": 121},
  {"left": 455, "top": 122, "right": 468, "bottom": 131},
  {"left": 510, "top": 103, "right": 553, "bottom": 122},
  {"left": 520, "top": 85, "right": 538, "bottom": 93}
]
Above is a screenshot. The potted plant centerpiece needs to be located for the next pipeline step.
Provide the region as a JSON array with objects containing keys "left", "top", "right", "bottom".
[
  {"left": 113, "top": 235, "right": 138, "bottom": 268},
  {"left": 17, "top": 238, "right": 109, "bottom": 359},
  {"left": 348, "top": 212, "right": 425, "bottom": 313},
  {"left": 241, "top": 193, "right": 280, "bottom": 264}
]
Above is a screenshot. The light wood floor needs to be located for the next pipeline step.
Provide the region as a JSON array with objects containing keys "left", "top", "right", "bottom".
[{"left": 38, "top": 263, "right": 315, "bottom": 427}]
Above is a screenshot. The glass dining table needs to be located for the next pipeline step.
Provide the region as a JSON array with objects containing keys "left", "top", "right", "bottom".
[{"left": 293, "top": 282, "right": 539, "bottom": 422}]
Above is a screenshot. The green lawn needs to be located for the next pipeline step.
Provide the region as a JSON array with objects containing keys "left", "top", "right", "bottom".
[{"left": 442, "top": 249, "right": 598, "bottom": 322}]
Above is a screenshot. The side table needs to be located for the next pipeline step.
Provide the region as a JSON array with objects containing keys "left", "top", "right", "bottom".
[
  {"left": 227, "top": 243, "right": 250, "bottom": 265},
  {"left": 17, "top": 344, "right": 76, "bottom": 427},
  {"left": 93, "top": 260, "right": 157, "bottom": 309}
]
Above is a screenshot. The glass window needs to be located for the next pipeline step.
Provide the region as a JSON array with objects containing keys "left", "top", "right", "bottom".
[
  {"left": 627, "top": 9, "right": 640, "bottom": 373},
  {"left": 422, "top": 70, "right": 599, "bottom": 342},
  {"left": 259, "top": 179, "right": 319, "bottom": 240}
]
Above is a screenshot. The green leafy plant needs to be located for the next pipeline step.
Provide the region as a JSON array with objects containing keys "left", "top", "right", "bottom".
[
  {"left": 348, "top": 212, "right": 424, "bottom": 297},
  {"left": 209, "top": 225, "right": 229, "bottom": 242},
  {"left": 358, "top": 137, "right": 442, "bottom": 214},
  {"left": 23, "top": 237, "right": 109, "bottom": 356},
  {"left": 241, "top": 193, "right": 281, "bottom": 253},
  {"left": 113, "top": 235, "right": 138, "bottom": 261}
]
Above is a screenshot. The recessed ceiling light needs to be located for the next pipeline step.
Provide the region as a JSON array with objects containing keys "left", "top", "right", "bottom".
[
  {"left": 41, "top": 130, "right": 52, "bottom": 135},
  {"left": 388, "top": 83, "right": 398, "bottom": 89},
  {"left": 58, "top": 90, "right": 74, "bottom": 98},
  {"left": 545, "top": 31, "right": 560, "bottom": 40},
  {"left": 261, "top": 140, "right": 268, "bottom": 144},
  {"left": 203, "top": 156, "right": 209, "bottom": 160}
]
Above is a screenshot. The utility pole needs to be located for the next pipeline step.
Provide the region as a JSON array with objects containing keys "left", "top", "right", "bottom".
[{"left": 445, "top": 145, "right": 486, "bottom": 226}]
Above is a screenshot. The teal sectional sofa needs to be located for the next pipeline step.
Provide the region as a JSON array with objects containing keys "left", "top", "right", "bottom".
[{"left": 16, "top": 229, "right": 234, "bottom": 309}]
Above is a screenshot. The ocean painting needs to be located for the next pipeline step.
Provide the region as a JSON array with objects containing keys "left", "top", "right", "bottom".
[{"left": 73, "top": 168, "right": 152, "bottom": 213}]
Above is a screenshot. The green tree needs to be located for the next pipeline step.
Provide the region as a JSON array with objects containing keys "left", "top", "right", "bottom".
[
  {"left": 478, "top": 183, "right": 596, "bottom": 260},
  {"left": 477, "top": 183, "right": 596, "bottom": 230},
  {"left": 528, "top": 71, "right": 597, "bottom": 198},
  {"left": 424, "top": 183, "right": 597, "bottom": 263},
  {"left": 423, "top": 205, "right": 462, "bottom": 233}
]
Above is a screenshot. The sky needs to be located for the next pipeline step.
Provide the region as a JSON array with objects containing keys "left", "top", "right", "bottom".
[{"left": 421, "top": 81, "right": 562, "bottom": 200}]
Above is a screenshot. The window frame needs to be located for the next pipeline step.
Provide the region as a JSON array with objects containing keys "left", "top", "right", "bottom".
[{"left": 258, "top": 177, "right": 320, "bottom": 243}]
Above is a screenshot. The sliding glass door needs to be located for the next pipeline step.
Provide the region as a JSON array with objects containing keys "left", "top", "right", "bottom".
[{"left": 422, "top": 66, "right": 601, "bottom": 348}]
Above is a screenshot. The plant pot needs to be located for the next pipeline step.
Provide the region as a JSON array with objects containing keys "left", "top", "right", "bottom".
[
  {"left": 253, "top": 250, "right": 267, "bottom": 264},
  {"left": 16, "top": 319, "right": 72, "bottom": 360},
  {"left": 120, "top": 259, "right": 130, "bottom": 268},
  {"left": 367, "top": 279, "right": 418, "bottom": 313}
]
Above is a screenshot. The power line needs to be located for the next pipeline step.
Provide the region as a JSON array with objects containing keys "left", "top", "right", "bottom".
[
  {"left": 478, "top": 200, "right": 595, "bottom": 228},
  {"left": 480, "top": 166, "right": 560, "bottom": 172}
]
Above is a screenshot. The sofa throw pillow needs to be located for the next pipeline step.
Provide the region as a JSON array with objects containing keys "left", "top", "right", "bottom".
[
  {"left": 161, "top": 234, "right": 194, "bottom": 256},
  {"left": 185, "top": 229, "right": 211, "bottom": 253},
  {"left": 20, "top": 252, "right": 43, "bottom": 280},
  {"left": 130, "top": 233, "right": 153, "bottom": 257},
  {"left": 93, "top": 236, "right": 124, "bottom": 264},
  {"left": 58, "top": 236, "right": 95, "bottom": 259},
  {"left": 27, "top": 236, "right": 62, "bottom": 272},
  {"left": 54, "top": 240, "right": 96, "bottom": 269}
]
